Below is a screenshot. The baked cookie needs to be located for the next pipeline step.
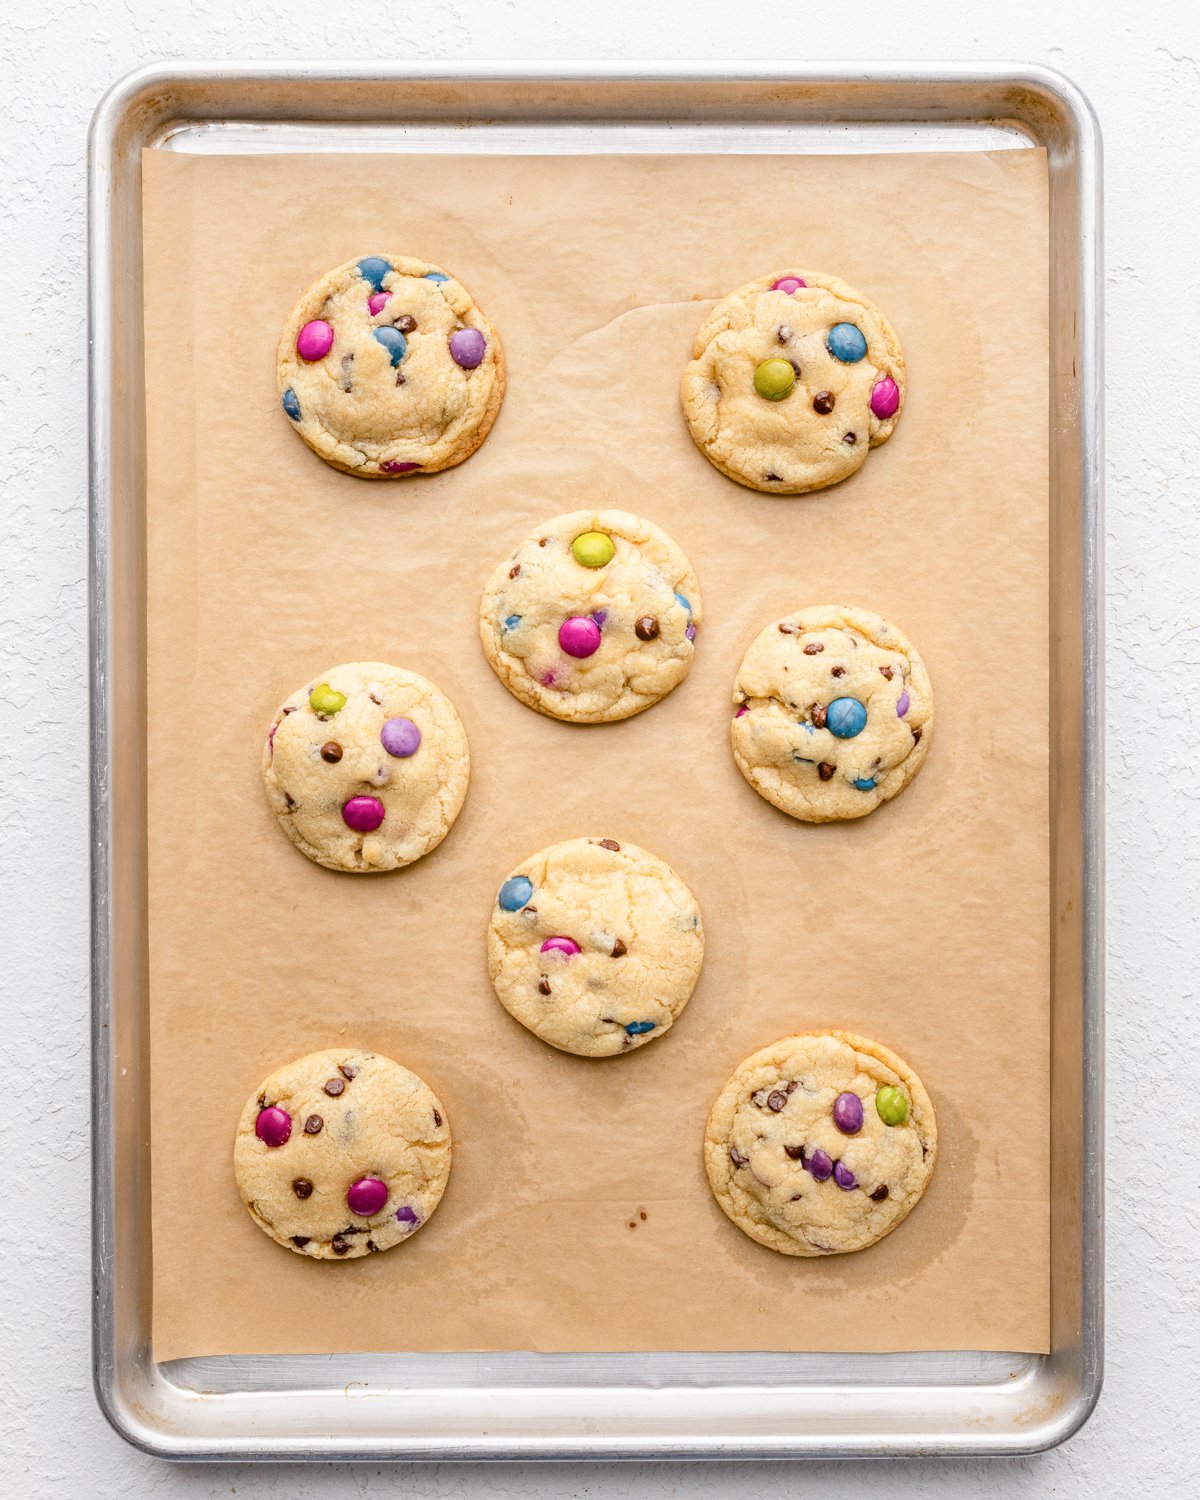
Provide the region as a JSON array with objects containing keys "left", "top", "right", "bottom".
[
  {"left": 705, "top": 1030, "right": 936, "bottom": 1257},
  {"left": 479, "top": 510, "right": 701, "bottom": 723},
  {"left": 234, "top": 1048, "right": 451, "bottom": 1259},
  {"left": 487, "top": 837, "right": 704, "bottom": 1057},
  {"left": 262, "top": 661, "right": 469, "bottom": 871},
  {"left": 731, "top": 605, "right": 932, "bottom": 822},
  {"left": 277, "top": 255, "right": 504, "bottom": 477},
  {"left": 681, "top": 270, "right": 904, "bottom": 495}
]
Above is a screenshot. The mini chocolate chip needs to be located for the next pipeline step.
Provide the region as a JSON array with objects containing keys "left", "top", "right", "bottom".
[
  {"left": 283, "top": 792, "right": 297, "bottom": 810},
  {"left": 843, "top": 431, "right": 857, "bottom": 445},
  {"left": 339, "top": 1062, "right": 358, "bottom": 1080},
  {"left": 331, "top": 1234, "right": 351, "bottom": 1255},
  {"left": 870, "top": 1185, "right": 889, "bottom": 1201},
  {"left": 323, "top": 1078, "right": 345, "bottom": 1097},
  {"left": 778, "top": 622, "right": 798, "bottom": 635},
  {"left": 730, "top": 1147, "right": 747, "bottom": 1167},
  {"left": 784, "top": 1144, "right": 806, "bottom": 1161},
  {"left": 813, "top": 390, "right": 835, "bottom": 414},
  {"left": 635, "top": 616, "right": 659, "bottom": 642},
  {"left": 789, "top": 1194, "right": 803, "bottom": 1202},
  {"left": 293, "top": 1177, "right": 313, "bottom": 1199},
  {"left": 282, "top": 705, "right": 297, "bottom": 715},
  {"left": 831, "top": 666, "right": 845, "bottom": 678},
  {"left": 777, "top": 323, "right": 792, "bottom": 342},
  {"left": 320, "top": 741, "right": 342, "bottom": 763},
  {"left": 767, "top": 1090, "right": 787, "bottom": 1112},
  {"left": 395, "top": 370, "right": 406, "bottom": 386},
  {"left": 369, "top": 693, "right": 381, "bottom": 705},
  {"left": 788, "top": 359, "right": 802, "bottom": 376},
  {"left": 433, "top": 1108, "right": 442, "bottom": 1128},
  {"left": 785, "top": 1079, "right": 798, "bottom": 1093},
  {"left": 538, "top": 977, "right": 552, "bottom": 995},
  {"left": 880, "top": 665, "right": 894, "bottom": 681},
  {"left": 764, "top": 473, "right": 782, "bottom": 482},
  {"left": 538, "top": 537, "right": 549, "bottom": 547},
  {"left": 611, "top": 937, "right": 628, "bottom": 958},
  {"left": 811, "top": 702, "right": 827, "bottom": 728},
  {"left": 509, "top": 564, "right": 521, "bottom": 579},
  {"left": 338, "top": 353, "right": 354, "bottom": 391},
  {"left": 291, "top": 1236, "right": 310, "bottom": 1248},
  {"left": 303, "top": 1114, "right": 323, "bottom": 1135},
  {"left": 366, "top": 1239, "right": 378, "bottom": 1251},
  {"left": 803, "top": 642, "right": 825, "bottom": 655},
  {"left": 394, "top": 314, "right": 417, "bottom": 334},
  {"left": 818, "top": 762, "right": 836, "bottom": 781},
  {"left": 912, "top": 726, "right": 923, "bottom": 743},
  {"left": 599, "top": 838, "right": 621, "bottom": 851}
]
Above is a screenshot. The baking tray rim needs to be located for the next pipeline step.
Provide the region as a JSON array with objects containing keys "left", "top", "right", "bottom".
[{"left": 88, "top": 58, "right": 1104, "bottom": 1461}]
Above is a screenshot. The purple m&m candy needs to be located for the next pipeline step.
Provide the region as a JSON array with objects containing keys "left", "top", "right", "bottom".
[
  {"left": 807, "top": 1148, "right": 833, "bottom": 1182},
  {"left": 558, "top": 616, "right": 602, "bottom": 658},
  {"left": 346, "top": 1176, "right": 389, "bottom": 1217},
  {"left": 395, "top": 1205, "right": 420, "bottom": 1229},
  {"left": 297, "top": 320, "right": 334, "bottom": 362},
  {"left": 540, "top": 936, "right": 581, "bottom": 958},
  {"left": 896, "top": 689, "right": 910, "bottom": 718},
  {"left": 449, "top": 326, "right": 486, "bottom": 369},
  {"left": 771, "top": 275, "right": 807, "bottom": 293},
  {"left": 255, "top": 1106, "right": 292, "bottom": 1148},
  {"left": 832, "top": 1092, "right": 864, "bottom": 1135},
  {"left": 368, "top": 291, "right": 392, "bottom": 316},
  {"left": 833, "top": 1160, "right": 857, "bottom": 1191},
  {"left": 342, "top": 795, "right": 385, "bottom": 833},
  {"left": 380, "top": 717, "right": 421, "bottom": 758},
  {"left": 870, "top": 377, "right": 900, "bottom": 419},
  {"left": 380, "top": 460, "right": 420, "bottom": 474}
]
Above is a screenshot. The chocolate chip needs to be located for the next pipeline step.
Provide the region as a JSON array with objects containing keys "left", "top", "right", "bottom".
[
  {"left": 803, "top": 642, "right": 824, "bottom": 655},
  {"left": 394, "top": 314, "right": 417, "bottom": 334},
  {"left": 509, "top": 564, "right": 521, "bottom": 579},
  {"left": 339, "top": 1062, "right": 358, "bottom": 1080},
  {"left": 433, "top": 1108, "right": 442, "bottom": 1128},
  {"left": 338, "top": 353, "right": 354, "bottom": 391},
  {"left": 323, "top": 1078, "right": 345, "bottom": 1097},
  {"left": 635, "top": 616, "right": 659, "bottom": 642},
  {"left": 599, "top": 838, "right": 621, "bottom": 851},
  {"left": 880, "top": 665, "right": 894, "bottom": 681},
  {"left": 813, "top": 390, "right": 835, "bottom": 414},
  {"left": 777, "top": 324, "right": 792, "bottom": 342},
  {"left": 912, "top": 727, "right": 923, "bottom": 743},
  {"left": 870, "top": 1185, "right": 889, "bottom": 1201},
  {"left": 538, "top": 537, "right": 549, "bottom": 547},
  {"left": 283, "top": 792, "right": 297, "bottom": 810},
  {"left": 369, "top": 693, "right": 381, "bottom": 705},
  {"left": 366, "top": 1239, "right": 378, "bottom": 1251},
  {"left": 538, "top": 977, "right": 552, "bottom": 995},
  {"left": 831, "top": 666, "right": 845, "bottom": 678},
  {"left": 789, "top": 1194, "right": 803, "bottom": 1202},
  {"left": 395, "top": 370, "right": 406, "bottom": 387},
  {"left": 764, "top": 473, "right": 782, "bottom": 483},
  {"left": 784, "top": 1144, "right": 806, "bottom": 1161},
  {"left": 303, "top": 1114, "right": 323, "bottom": 1135},
  {"left": 778, "top": 622, "right": 798, "bottom": 635},
  {"left": 788, "top": 360, "right": 802, "bottom": 376},
  {"left": 730, "top": 1147, "right": 747, "bottom": 1167},
  {"left": 320, "top": 740, "right": 342, "bottom": 763},
  {"left": 843, "top": 431, "right": 857, "bottom": 445},
  {"left": 282, "top": 705, "right": 297, "bottom": 715},
  {"left": 818, "top": 763, "right": 836, "bottom": 781},
  {"left": 767, "top": 1090, "right": 787, "bottom": 1112},
  {"left": 611, "top": 937, "right": 628, "bottom": 958},
  {"left": 331, "top": 1234, "right": 351, "bottom": 1255},
  {"left": 785, "top": 1079, "right": 799, "bottom": 1093},
  {"left": 292, "top": 1177, "right": 313, "bottom": 1199},
  {"left": 810, "top": 702, "right": 827, "bottom": 728},
  {"left": 291, "top": 1236, "right": 310, "bottom": 1248}
]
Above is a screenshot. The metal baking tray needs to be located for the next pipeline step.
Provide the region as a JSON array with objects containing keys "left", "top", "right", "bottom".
[{"left": 89, "top": 61, "right": 1103, "bottom": 1460}]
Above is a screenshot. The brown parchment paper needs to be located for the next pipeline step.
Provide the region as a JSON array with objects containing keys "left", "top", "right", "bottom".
[{"left": 142, "top": 147, "right": 1050, "bottom": 1361}]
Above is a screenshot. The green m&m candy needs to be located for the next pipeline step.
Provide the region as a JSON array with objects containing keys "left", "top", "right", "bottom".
[
  {"left": 309, "top": 683, "right": 347, "bottom": 716},
  {"left": 875, "top": 1085, "right": 909, "bottom": 1126},
  {"left": 753, "top": 358, "right": 796, "bottom": 402},
  {"left": 571, "top": 531, "right": 615, "bottom": 568}
]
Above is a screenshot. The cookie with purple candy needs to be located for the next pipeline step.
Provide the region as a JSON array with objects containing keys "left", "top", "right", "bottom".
[
  {"left": 234, "top": 1049, "right": 451, "bottom": 1259},
  {"left": 277, "top": 255, "right": 504, "bottom": 477},
  {"left": 704, "top": 1030, "right": 937, "bottom": 1256}
]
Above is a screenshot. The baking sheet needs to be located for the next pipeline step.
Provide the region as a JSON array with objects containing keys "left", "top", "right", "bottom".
[{"left": 142, "top": 146, "right": 1050, "bottom": 1361}]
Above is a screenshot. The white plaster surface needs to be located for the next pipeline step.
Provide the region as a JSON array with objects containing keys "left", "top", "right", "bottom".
[{"left": 2, "top": 0, "right": 1199, "bottom": 1492}]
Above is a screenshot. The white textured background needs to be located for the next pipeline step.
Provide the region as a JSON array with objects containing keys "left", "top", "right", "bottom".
[{"left": 2, "top": 0, "right": 1198, "bottom": 1493}]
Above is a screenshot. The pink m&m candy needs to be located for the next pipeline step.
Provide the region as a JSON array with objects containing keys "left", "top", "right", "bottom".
[
  {"left": 870, "top": 377, "right": 900, "bottom": 419},
  {"left": 296, "top": 319, "right": 334, "bottom": 362},
  {"left": 558, "top": 616, "right": 602, "bottom": 658},
  {"left": 255, "top": 1106, "right": 292, "bottom": 1148},
  {"left": 342, "top": 795, "right": 385, "bottom": 833},
  {"left": 771, "top": 276, "right": 807, "bottom": 293},
  {"left": 540, "top": 936, "right": 581, "bottom": 958},
  {"left": 367, "top": 291, "right": 391, "bottom": 316},
  {"left": 346, "top": 1176, "right": 389, "bottom": 1217}
]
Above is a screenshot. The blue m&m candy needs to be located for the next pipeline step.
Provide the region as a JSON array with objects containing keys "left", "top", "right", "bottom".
[
  {"left": 372, "top": 327, "right": 407, "bottom": 366},
  {"left": 498, "top": 876, "right": 533, "bottom": 912},
  {"left": 853, "top": 777, "right": 877, "bottom": 791},
  {"left": 357, "top": 257, "right": 392, "bottom": 292},
  {"left": 281, "top": 388, "right": 301, "bottom": 421},
  {"left": 826, "top": 697, "right": 868, "bottom": 739},
  {"left": 624, "top": 1021, "right": 656, "bottom": 1036},
  {"left": 674, "top": 592, "right": 693, "bottom": 617},
  {"left": 424, "top": 271, "right": 450, "bottom": 283},
  {"left": 827, "top": 323, "right": 868, "bottom": 363},
  {"left": 503, "top": 615, "right": 521, "bottom": 631}
]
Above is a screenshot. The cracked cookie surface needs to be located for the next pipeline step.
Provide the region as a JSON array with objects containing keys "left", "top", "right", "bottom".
[
  {"left": 731, "top": 605, "right": 932, "bottom": 822},
  {"left": 262, "top": 660, "right": 469, "bottom": 871},
  {"left": 705, "top": 1030, "right": 936, "bottom": 1257},
  {"left": 234, "top": 1049, "right": 451, "bottom": 1259},
  {"left": 277, "top": 254, "right": 504, "bottom": 477},
  {"left": 681, "top": 270, "right": 904, "bottom": 495},
  {"left": 487, "top": 837, "right": 704, "bottom": 1057},
  {"left": 479, "top": 509, "right": 701, "bottom": 723}
]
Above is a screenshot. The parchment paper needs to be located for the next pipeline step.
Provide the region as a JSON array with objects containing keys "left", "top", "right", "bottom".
[{"left": 142, "top": 147, "right": 1050, "bottom": 1360}]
